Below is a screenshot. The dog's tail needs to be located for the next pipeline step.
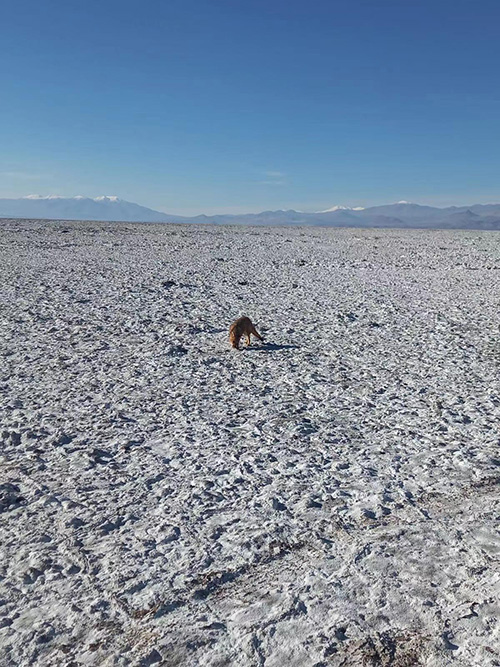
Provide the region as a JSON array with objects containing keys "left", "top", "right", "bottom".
[{"left": 251, "top": 325, "right": 264, "bottom": 342}]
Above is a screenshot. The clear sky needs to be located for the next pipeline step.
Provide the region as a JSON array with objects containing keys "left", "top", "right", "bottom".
[{"left": 1, "top": 0, "right": 500, "bottom": 215}]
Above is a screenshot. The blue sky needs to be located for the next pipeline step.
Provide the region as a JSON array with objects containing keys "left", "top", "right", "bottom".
[{"left": 1, "top": 0, "right": 499, "bottom": 215}]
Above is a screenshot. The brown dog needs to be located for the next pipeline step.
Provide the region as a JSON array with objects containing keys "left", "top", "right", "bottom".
[{"left": 229, "top": 316, "right": 263, "bottom": 350}]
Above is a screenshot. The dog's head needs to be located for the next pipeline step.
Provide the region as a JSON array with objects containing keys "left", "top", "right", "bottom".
[{"left": 229, "top": 328, "right": 240, "bottom": 349}]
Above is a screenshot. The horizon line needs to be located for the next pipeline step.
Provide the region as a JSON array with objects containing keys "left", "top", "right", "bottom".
[{"left": 2, "top": 194, "right": 500, "bottom": 218}]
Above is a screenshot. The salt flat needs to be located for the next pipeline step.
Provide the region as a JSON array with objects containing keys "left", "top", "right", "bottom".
[{"left": 1, "top": 219, "right": 499, "bottom": 666}]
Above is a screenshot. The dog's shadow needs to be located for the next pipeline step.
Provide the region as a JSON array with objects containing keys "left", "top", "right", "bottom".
[{"left": 246, "top": 342, "right": 299, "bottom": 353}]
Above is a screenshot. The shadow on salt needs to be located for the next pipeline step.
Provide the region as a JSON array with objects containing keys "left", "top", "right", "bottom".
[{"left": 246, "top": 342, "right": 299, "bottom": 353}]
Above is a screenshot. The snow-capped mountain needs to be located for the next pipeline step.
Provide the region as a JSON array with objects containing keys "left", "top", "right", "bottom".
[
  {"left": 22, "top": 195, "right": 121, "bottom": 202},
  {"left": 205, "top": 202, "right": 500, "bottom": 229},
  {"left": 316, "top": 205, "right": 365, "bottom": 213},
  {"left": 0, "top": 195, "right": 180, "bottom": 222}
]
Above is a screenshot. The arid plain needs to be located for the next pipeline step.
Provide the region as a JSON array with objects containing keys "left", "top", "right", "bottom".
[{"left": 1, "top": 219, "right": 499, "bottom": 666}]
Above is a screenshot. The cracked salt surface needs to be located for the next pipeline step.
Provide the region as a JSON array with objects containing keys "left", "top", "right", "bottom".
[{"left": 1, "top": 219, "right": 499, "bottom": 666}]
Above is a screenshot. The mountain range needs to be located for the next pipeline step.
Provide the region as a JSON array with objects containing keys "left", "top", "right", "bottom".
[
  {"left": 2, "top": 195, "right": 500, "bottom": 229},
  {"left": 0, "top": 195, "right": 177, "bottom": 223}
]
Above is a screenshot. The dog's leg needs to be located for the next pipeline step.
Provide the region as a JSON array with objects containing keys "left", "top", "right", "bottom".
[{"left": 246, "top": 333, "right": 251, "bottom": 346}]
